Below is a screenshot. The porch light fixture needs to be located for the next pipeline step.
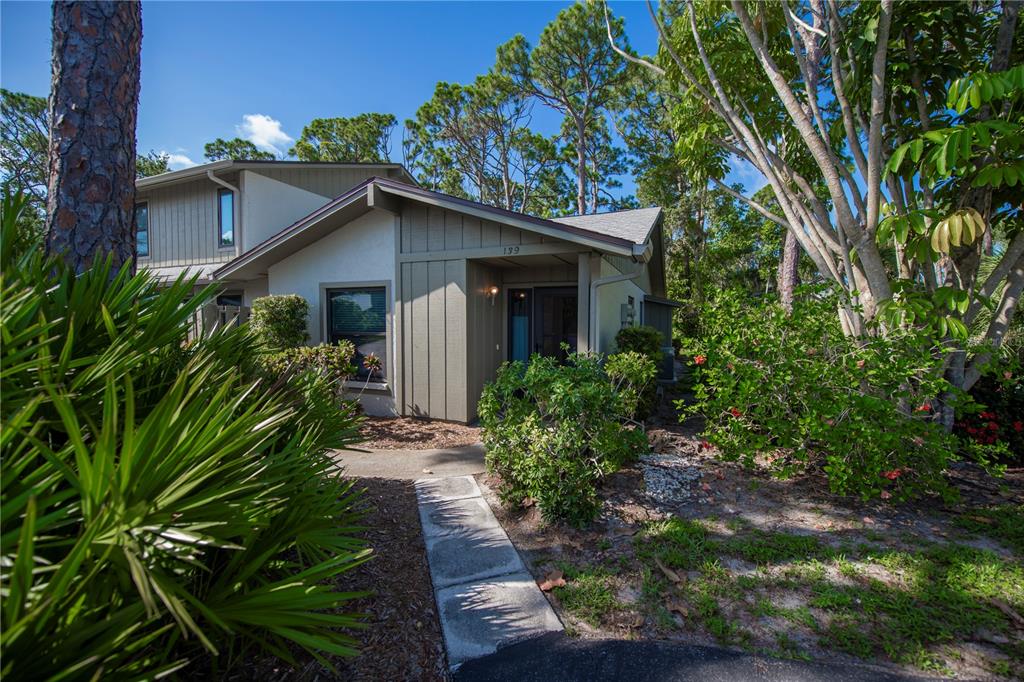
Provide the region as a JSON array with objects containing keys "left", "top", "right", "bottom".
[{"left": 486, "top": 285, "right": 500, "bottom": 305}]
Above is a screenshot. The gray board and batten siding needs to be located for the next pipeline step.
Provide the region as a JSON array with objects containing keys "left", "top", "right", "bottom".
[{"left": 397, "top": 204, "right": 587, "bottom": 422}]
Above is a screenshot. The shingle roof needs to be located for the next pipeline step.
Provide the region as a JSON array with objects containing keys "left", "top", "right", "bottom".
[{"left": 551, "top": 207, "right": 662, "bottom": 246}]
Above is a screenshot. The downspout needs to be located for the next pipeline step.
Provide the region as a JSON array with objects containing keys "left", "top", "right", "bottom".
[
  {"left": 589, "top": 270, "right": 639, "bottom": 355},
  {"left": 207, "top": 170, "right": 241, "bottom": 259}
]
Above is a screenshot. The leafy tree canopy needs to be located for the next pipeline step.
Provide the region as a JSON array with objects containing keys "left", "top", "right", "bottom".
[
  {"left": 290, "top": 113, "right": 396, "bottom": 163},
  {"left": 204, "top": 137, "right": 276, "bottom": 161}
]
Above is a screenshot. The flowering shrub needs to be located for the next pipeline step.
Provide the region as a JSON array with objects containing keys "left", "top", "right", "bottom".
[
  {"left": 250, "top": 294, "right": 310, "bottom": 350},
  {"left": 478, "top": 351, "right": 649, "bottom": 526},
  {"left": 956, "top": 363, "right": 1023, "bottom": 463},
  {"left": 683, "top": 288, "right": 961, "bottom": 500},
  {"left": 261, "top": 341, "right": 357, "bottom": 402}
]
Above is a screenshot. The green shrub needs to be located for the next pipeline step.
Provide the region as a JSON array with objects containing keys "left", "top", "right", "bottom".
[
  {"left": 684, "top": 287, "right": 960, "bottom": 500},
  {"left": 615, "top": 324, "right": 664, "bottom": 361},
  {"left": 605, "top": 350, "right": 659, "bottom": 422},
  {"left": 250, "top": 294, "right": 309, "bottom": 349},
  {"left": 478, "top": 351, "right": 648, "bottom": 526},
  {"left": 614, "top": 325, "right": 664, "bottom": 418},
  {"left": 262, "top": 341, "right": 357, "bottom": 401},
  {"left": 0, "top": 193, "right": 368, "bottom": 679}
]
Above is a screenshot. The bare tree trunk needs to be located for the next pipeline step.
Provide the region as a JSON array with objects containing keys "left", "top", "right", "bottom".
[
  {"left": 575, "top": 117, "right": 586, "bottom": 214},
  {"left": 777, "top": 229, "right": 800, "bottom": 311},
  {"left": 46, "top": 0, "right": 142, "bottom": 276}
]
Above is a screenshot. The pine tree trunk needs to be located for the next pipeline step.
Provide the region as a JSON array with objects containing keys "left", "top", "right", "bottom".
[
  {"left": 46, "top": 0, "right": 142, "bottom": 275},
  {"left": 575, "top": 118, "right": 586, "bottom": 214},
  {"left": 777, "top": 228, "right": 800, "bottom": 311}
]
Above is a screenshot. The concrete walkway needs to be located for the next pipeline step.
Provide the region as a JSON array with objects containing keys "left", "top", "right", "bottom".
[
  {"left": 414, "top": 475, "right": 563, "bottom": 670},
  {"left": 333, "top": 443, "right": 485, "bottom": 479}
]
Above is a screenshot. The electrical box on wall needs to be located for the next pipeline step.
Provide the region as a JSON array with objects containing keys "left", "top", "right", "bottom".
[{"left": 620, "top": 302, "right": 635, "bottom": 327}]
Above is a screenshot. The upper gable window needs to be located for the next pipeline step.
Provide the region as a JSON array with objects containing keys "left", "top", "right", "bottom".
[
  {"left": 135, "top": 203, "right": 149, "bottom": 257},
  {"left": 218, "top": 189, "right": 234, "bottom": 247}
]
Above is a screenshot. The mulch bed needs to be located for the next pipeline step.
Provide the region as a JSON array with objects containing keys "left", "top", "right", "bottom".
[
  {"left": 357, "top": 416, "right": 480, "bottom": 450},
  {"left": 247, "top": 478, "right": 449, "bottom": 681}
]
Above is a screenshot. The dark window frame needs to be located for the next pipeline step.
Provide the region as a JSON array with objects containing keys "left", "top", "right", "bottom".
[
  {"left": 217, "top": 188, "right": 234, "bottom": 247},
  {"left": 135, "top": 202, "right": 149, "bottom": 258},
  {"left": 326, "top": 285, "right": 388, "bottom": 381}
]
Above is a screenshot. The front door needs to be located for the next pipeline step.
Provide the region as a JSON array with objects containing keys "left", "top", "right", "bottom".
[
  {"left": 519, "top": 287, "right": 577, "bottom": 363},
  {"left": 508, "top": 287, "right": 578, "bottom": 363}
]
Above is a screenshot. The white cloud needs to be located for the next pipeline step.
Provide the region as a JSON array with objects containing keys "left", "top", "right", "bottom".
[
  {"left": 235, "top": 114, "right": 293, "bottom": 156},
  {"left": 161, "top": 151, "right": 197, "bottom": 170}
]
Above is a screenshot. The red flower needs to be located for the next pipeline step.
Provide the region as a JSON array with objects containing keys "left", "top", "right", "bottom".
[
  {"left": 980, "top": 411, "right": 995, "bottom": 419},
  {"left": 700, "top": 439, "right": 711, "bottom": 450},
  {"left": 694, "top": 354, "right": 707, "bottom": 365},
  {"left": 1014, "top": 421, "right": 1023, "bottom": 433},
  {"left": 915, "top": 402, "right": 931, "bottom": 413},
  {"left": 881, "top": 469, "right": 902, "bottom": 480},
  {"left": 988, "top": 421, "right": 999, "bottom": 431},
  {"left": 729, "top": 407, "right": 743, "bottom": 418}
]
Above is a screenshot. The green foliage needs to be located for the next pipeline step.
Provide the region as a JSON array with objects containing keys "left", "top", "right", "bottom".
[
  {"left": 1, "top": 89, "right": 48, "bottom": 218},
  {"left": 249, "top": 294, "right": 310, "bottom": 350},
  {"left": 955, "top": 364, "right": 1024, "bottom": 462},
  {"left": 135, "top": 150, "right": 171, "bottom": 178},
  {"left": 497, "top": 0, "right": 632, "bottom": 213},
  {"left": 683, "top": 288, "right": 962, "bottom": 500},
  {"left": 615, "top": 325, "right": 664, "bottom": 361},
  {"left": 403, "top": 73, "right": 569, "bottom": 216},
  {"left": 605, "top": 350, "right": 658, "bottom": 422},
  {"left": 290, "top": 114, "right": 396, "bottom": 163},
  {"left": 203, "top": 137, "right": 276, "bottom": 161},
  {"left": 0, "top": 195, "right": 369, "bottom": 678},
  {"left": 478, "top": 351, "right": 648, "bottom": 526},
  {"left": 261, "top": 341, "right": 358, "bottom": 402}
]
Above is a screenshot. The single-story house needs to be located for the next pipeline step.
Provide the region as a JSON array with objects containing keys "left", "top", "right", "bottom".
[{"left": 136, "top": 160, "right": 676, "bottom": 422}]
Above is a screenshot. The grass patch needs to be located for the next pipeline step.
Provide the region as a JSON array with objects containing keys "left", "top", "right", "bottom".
[
  {"left": 720, "top": 530, "right": 831, "bottom": 565},
  {"left": 955, "top": 504, "right": 1024, "bottom": 555},
  {"left": 629, "top": 514, "right": 1023, "bottom": 673},
  {"left": 554, "top": 563, "right": 621, "bottom": 626}
]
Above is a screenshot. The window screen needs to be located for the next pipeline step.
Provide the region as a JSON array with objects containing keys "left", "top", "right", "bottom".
[
  {"left": 328, "top": 286, "right": 387, "bottom": 380},
  {"left": 135, "top": 203, "right": 149, "bottom": 257}
]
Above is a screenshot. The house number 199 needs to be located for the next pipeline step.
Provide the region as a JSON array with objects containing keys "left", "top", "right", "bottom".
[{"left": 503, "top": 246, "right": 520, "bottom": 255}]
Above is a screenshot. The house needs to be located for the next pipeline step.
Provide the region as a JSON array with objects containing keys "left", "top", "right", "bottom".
[{"left": 136, "top": 160, "right": 677, "bottom": 423}]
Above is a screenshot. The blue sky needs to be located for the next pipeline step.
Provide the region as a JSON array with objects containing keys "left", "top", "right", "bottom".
[{"left": 1, "top": 1, "right": 760, "bottom": 200}]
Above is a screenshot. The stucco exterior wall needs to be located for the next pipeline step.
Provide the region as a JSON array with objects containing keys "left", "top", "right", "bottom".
[
  {"left": 595, "top": 256, "right": 647, "bottom": 354},
  {"left": 266, "top": 209, "right": 398, "bottom": 415},
  {"left": 240, "top": 171, "right": 330, "bottom": 252}
]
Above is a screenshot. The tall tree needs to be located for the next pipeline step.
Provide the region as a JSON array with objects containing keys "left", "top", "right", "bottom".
[
  {"left": 46, "top": 1, "right": 142, "bottom": 275},
  {"left": 499, "top": 1, "right": 631, "bottom": 214},
  {"left": 608, "top": 0, "right": 1022, "bottom": 412},
  {"left": 204, "top": 137, "right": 275, "bottom": 161},
  {"left": 1, "top": 89, "right": 49, "bottom": 217},
  {"left": 404, "top": 72, "right": 569, "bottom": 215},
  {"left": 290, "top": 113, "right": 396, "bottom": 163},
  {"left": 136, "top": 150, "right": 170, "bottom": 178}
]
